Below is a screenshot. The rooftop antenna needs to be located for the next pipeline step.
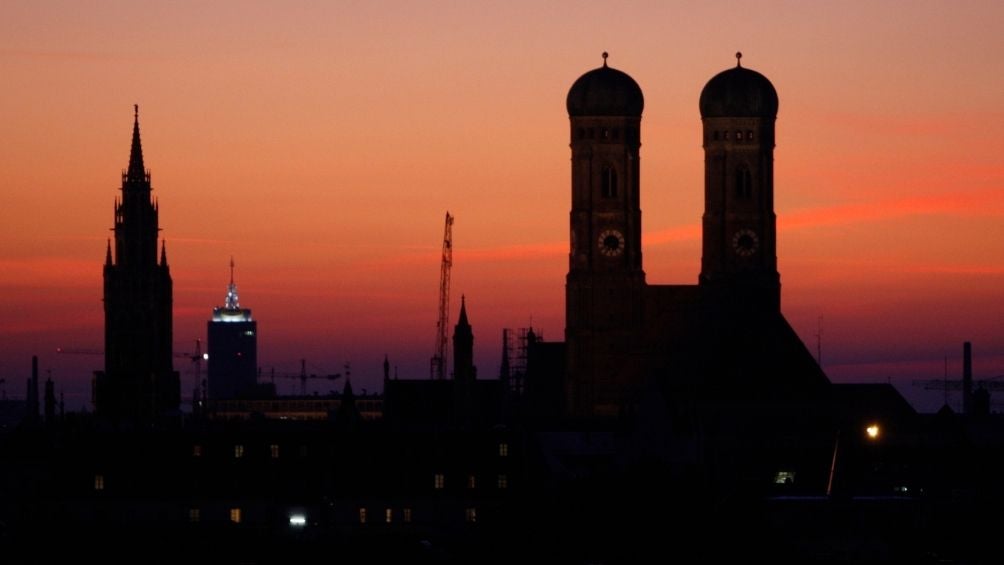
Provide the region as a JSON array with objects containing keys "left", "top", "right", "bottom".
[
  {"left": 944, "top": 354, "right": 949, "bottom": 408},
  {"left": 815, "top": 315, "right": 823, "bottom": 367}
]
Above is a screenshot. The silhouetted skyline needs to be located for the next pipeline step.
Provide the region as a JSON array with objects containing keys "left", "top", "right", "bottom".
[{"left": 1, "top": 2, "right": 1002, "bottom": 411}]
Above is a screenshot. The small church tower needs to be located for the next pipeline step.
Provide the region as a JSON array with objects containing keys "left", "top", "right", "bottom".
[{"left": 452, "top": 296, "right": 474, "bottom": 383}]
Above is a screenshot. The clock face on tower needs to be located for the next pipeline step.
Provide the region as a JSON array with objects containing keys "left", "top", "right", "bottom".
[
  {"left": 598, "top": 229, "right": 625, "bottom": 257},
  {"left": 732, "top": 228, "right": 759, "bottom": 256}
]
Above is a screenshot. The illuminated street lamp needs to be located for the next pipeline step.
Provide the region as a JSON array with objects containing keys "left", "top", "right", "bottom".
[{"left": 826, "top": 422, "right": 882, "bottom": 497}]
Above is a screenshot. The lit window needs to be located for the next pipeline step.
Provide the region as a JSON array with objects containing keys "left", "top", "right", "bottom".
[
  {"left": 465, "top": 507, "right": 477, "bottom": 523},
  {"left": 94, "top": 474, "right": 104, "bottom": 491},
  {"left": 230, "top": 508, "right": 242, "bottom": 524},
  {"left": 189, "top": 508, "right": 200, "bottom": 523},
  {"left": 270, "top": 444, "right": 279, "bottom": 459},
  {"left": 385, "top": 508, "right": 393, "bottom": 523},
  {"left": 234, "top": 444, "right": 244, "bottom": 458},
  {"left": 497, "top": 474, "right": 508, "bottom": 489},
  {"left": 192, "top": 444, "right": 202, "bottom": 457},
  {"left": 467, "top": 475, "right": 476, "bottom": 489},
  {"left": 434, "top": 473, "right": 444, "bottom": 490},
  {"left": 498, "top": 442, "right": 508, "bottom": 457},
  {"left": 735, "top": 130, "right": 742, "bottom": 141},
  {"left": 747, "top": 130, "right": 754, "bottom": 140},
  {"left": 403, "top": 508, "right": 412, "bottom": 523},
  {"left": 358, "top": 508, "right": 367, "bottom": 524},
  {"left": 289, "top": 514, "right": 306, "bottom": 527},
  {"left": 773, "top": 471, "right": 796, "bottom": 485}
]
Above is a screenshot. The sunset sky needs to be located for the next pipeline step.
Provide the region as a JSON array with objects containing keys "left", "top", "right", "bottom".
[{"left": 2, "top": 1, "right": 1002, "bottom": 411}]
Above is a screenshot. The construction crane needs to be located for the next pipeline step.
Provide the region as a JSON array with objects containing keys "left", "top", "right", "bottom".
[
  {"left": 430, "top": 211, "right": 454, "bottom": 380},
  {"left": 58, "top": 340, "right": 207, "bottom": 392},
  {"left": 266, "top": 359, "right": 342, "bottom": 396},
  {"left": 57, "top": 341, "right": 205, "bottom": 367}
]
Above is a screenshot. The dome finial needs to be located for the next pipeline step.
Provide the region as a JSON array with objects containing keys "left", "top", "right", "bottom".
[
  {"left": 735, "top": 51, "right": 742, "bottom": 67},
  {"left": 602, "top": 51, "right": 608, "bottom": 67}
]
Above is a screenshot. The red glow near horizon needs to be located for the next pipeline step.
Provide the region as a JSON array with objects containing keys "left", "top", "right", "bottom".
[{"left": 1, "top": 2, "right": 1003, "bottom": 412}]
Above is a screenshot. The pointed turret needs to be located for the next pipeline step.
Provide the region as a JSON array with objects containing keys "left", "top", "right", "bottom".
[
  {"left": 335, "top": 378, "right": 360, "bottom": 431},
  {"left": 105, "top": 240, "right": 113, "bottom": 266},
  {"left": 452, "top": 295, "right": 474, "bottom": 383},
  {"left": 126, "top": 104, "right": 146, "bottom": 184},
  {"left": 457, "top": 295, "right": 470, "bottom": 328},
  {"left": 160, "top": 240, "right": 168, "bottom": 267}
]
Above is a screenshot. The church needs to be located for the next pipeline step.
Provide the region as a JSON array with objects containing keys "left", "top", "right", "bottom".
[
  {"left": 92, "top": 106, "right": 180, "bottom": 425},
  {"left": 554, "top": 53, "right": 831, "bottom": 434}
]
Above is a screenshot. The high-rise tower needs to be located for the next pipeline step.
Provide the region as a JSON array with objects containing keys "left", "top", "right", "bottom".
[
  {"left": 564, "top": 53, "right": 646, "bottom": 419},
  {"left": 207, "top": 259, "right": 258, "bottom": 400},
  {"left": 698, "top": 53, "right": 781, "bottom": 310},
  {"left": 94, "top": 106, "right": 179, "bottom": 423}
]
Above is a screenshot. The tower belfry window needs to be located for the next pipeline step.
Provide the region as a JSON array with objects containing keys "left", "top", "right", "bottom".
[
  {"left": 601, "top": 167, "right": 618, "bottom": 198},
  {"left": 736, "top": 166, "right": 752, "bottom": 199}
]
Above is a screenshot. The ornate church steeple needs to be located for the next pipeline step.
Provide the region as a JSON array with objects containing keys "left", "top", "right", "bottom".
[
  {"left": 94, "top": 106, "right": 179, "bottom": 424},
  {"left": 126, "top": 104, "right": 147, "bottom": 184}
]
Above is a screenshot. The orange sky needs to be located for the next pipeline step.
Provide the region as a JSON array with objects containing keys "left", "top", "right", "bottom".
[{"left": 2, "top": 1, "right": 1002, "bottom": 411}]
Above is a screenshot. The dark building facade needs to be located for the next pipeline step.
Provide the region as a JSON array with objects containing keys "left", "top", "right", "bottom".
[
  {"left": 207, "top": 260, "right": 258, "bottom": 400},
  {"left": 93, "top": 107, "right": 179, "bottom": 423},
  {"left": 384, "top": 298, "right": 504, "bottom": 431}
]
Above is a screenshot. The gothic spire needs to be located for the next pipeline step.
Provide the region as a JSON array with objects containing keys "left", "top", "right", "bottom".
[
  {"left": 160, "top": 240, "right": 168, "bottom": 267},
  {"left": 127, "top": 104, "right": 146, "bottom": 183},
  {"left": 105, "top": 239, "right": 113, "bottom": 266}
]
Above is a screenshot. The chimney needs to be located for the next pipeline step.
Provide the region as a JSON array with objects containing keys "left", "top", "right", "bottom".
[
  {"left": 962, "top": 342, "right": 973, "bottom": 415},
  {"left": 27, "top": 355, "right": 40, "bottom": 423}
]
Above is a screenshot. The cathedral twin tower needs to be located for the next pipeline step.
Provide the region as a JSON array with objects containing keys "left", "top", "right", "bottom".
[{"left": 564, "top": 54, "right": 824, "bottom": 420}]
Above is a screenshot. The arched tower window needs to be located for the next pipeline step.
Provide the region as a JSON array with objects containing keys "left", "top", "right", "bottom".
[
  {"left": 601, "top": 166, "right": 618, "bottom": 198},
  {"left": 735, "top": 166, "right": 752, "bottom": 199}
]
